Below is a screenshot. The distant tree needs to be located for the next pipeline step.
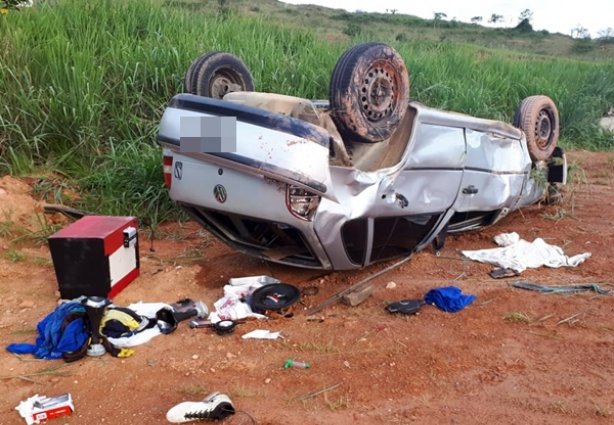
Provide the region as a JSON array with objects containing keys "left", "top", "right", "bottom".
[
  {"left": 470, "top": 16, "right": 483, "bottom": 24},
  {"left": 570, "top": 25, "right": 591, "bottom": 39},
  {"left": 488, "top": 14, "right": 503, "bottom": 24},
  {"left": 598, "top": 27, "right": 614, "bottom": 40},
  {"left": 386, "top": 8, "right": 398, "bottom": 15},
  {"left": 433, "top": 12, "right": 447, "bottom": 28},
  {"left": 518, "top": 9, "right": 533, "bottom": 24},
  {"left": 515, "top": 18, "right": 534, "bottom": 33}
]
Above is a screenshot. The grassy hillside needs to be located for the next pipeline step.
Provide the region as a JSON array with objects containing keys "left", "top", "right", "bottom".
[
  {"left": 185, "top": 0, "right": 614, "bottom": 61},
  {"left": 0, "top": 0, "right": 613, "bottom": 227}
]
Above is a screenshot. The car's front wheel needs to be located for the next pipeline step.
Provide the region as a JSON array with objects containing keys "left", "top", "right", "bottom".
[{"left": 513, "top": 95, "right": 559, "bottom": 161}]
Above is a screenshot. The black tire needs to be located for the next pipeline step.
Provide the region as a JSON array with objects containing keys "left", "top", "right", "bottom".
[
  {"left": 183, "top": 51, "right": 254, "bottom": 98},
  {"left": 184, "top": 52, "right": 215, "bottom": 94},
  {"left": 513, "top": 95, "right": 559, "bottom": 161},
  {"left": 329, "top": 43, "right": 410, "bottom": 143}
]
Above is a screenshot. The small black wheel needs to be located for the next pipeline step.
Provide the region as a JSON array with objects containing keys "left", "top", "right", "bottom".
[
  {"left": 329, "top": 43, "right": 410, "bottom": 142},
  {"left": 513, "top": 95, "right": 559, "bottom": 161},
  {"left": 183, "top": 51, "right": 254, "bottom": 98},
  {"left": 214, "top": 320, "right": 236, "bottom": 335}
]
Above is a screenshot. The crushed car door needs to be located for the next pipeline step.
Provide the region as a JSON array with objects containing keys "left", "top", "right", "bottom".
[
  {"left": 364, "top": 123, "right": 467, "bottom": 265},
  {"left": 453, "top": 128, "right": 529, "bottom": 216}
]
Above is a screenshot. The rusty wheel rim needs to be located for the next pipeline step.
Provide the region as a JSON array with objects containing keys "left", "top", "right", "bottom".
[
  {"left": 535, "top": 110, "right": 553, "bottom": 149},
  {"left": 360, "top": 62, "right": 399, "bottom": 123},
  {"left": 209, "top": 72, "right": 242, "bottom": 99}
]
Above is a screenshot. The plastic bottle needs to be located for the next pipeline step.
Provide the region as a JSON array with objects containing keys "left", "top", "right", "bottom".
[{"left": 284, "top": 359, "right": 311, "bottom": 369}]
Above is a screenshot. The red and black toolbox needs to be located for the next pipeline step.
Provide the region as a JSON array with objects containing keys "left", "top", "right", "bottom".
[{"left": 48, "top": 216, "right": 139, "bottom": 299}]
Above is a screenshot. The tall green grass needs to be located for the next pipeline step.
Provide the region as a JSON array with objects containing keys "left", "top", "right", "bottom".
[{"left": 0, "top": 0, "right": 613, "bottom": 226}]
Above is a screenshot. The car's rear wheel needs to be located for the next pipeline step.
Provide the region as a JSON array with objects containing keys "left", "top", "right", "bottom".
[
  {"left": 183, "top": 52, "right": 254, "bottom": 98},
  {"left": 329, "top": 43, "right": 410, "bottom": 143},
  {"left": 513, "top": 95, "right": 559, "bottom": 161}
]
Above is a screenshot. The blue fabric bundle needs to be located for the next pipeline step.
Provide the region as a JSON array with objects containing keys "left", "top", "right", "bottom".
[
  {"left": 6, "top": 302, "right": 89, "bottom": 359},
  {"left": 424, "top": 286, "right": 476, "bottom": 313}
]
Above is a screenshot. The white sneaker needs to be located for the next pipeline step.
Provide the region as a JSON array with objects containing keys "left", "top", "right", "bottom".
[{"left": 166, "top": 392, "right": 235, "bottom": 423}]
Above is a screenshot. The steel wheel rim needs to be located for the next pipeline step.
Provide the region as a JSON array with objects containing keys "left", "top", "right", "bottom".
[
  {"left": 535, "top": 110, "right": 553, "bottom": 149},
  {"left": 209, "top": 71, "right": 242, "bottom": 99},
  {"left": 360, "top": 62, "right": 398, "bottom": 123}
]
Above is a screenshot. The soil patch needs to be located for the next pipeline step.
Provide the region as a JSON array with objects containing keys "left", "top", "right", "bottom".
[{"left": 1, "top": 151, "right": 613, "bottom": 424}]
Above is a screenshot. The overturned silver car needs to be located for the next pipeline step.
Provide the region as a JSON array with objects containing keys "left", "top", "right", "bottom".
[{"left": 157, "top": 43, "right": 566, "bottom": 270}]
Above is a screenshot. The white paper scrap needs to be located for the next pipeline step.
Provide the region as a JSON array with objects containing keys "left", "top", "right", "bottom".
[{"left": 241, "top": 329, "right": 283, "bottom": 340}]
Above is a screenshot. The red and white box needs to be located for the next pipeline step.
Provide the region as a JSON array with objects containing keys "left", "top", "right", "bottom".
[
  {"left": 48, "top": 216, "right": 139, "bottom": 299},
  {"left": 16, "top": 393, "right": 75, "bottom": 425}
]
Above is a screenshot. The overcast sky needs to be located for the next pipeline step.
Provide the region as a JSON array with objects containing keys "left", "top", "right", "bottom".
[{"left": 281, "top": 0, "right": 612, "bottom": 37}]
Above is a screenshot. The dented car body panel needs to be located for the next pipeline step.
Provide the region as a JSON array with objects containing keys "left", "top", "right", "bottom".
[{"left": 158, "top": 93, "right": 564, "bottom": 270}]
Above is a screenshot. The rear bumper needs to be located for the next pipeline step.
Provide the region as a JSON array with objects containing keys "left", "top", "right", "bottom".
[{"left": 164, "top": 151, "right": 333, "bottom": 269}]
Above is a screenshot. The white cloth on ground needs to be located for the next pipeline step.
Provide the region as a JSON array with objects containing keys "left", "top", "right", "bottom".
[{"left": 462, "top": 232, "right": 591, "bottom": 273}]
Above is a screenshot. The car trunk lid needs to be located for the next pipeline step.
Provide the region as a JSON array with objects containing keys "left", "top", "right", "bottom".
[{"left": 157, "top": 94, "right": 334, "bottom": 198}]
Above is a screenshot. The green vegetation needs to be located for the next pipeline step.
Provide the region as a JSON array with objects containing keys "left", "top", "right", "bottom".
[{"left": 0, "top": 0, "right": 613, "bottom": 227}]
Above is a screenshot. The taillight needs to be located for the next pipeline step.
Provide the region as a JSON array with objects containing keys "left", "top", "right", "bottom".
[
  {"left": 163, "top": 155, "right": 173, "bottom": 189},
  {"left": 286, "top": 184, "right": 320, "bottom": 221}
]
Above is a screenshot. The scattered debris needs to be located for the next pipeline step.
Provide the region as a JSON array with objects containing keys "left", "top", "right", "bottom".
[
  {"left": 241, "top": 329, "right": 283, "bottom": 340},
  {"left": 170, "top": 299, "right": 209, "bottom": 322},
  {"left": 166, "top": 392, "right": 235, "bottom": 423},
  {"left": 307, "top": 255, "right": 413, "bottom": 315},
  {"left": 494, "top": 232, "right": 519, "bottom": 246},
  {"left": 16, "top": 393, "right": 74, "bottom": 425},
  {"left": 511, "top": 281, "right": 609, "bottom": 295},
  {"left": 214, "top": 320, "right": 237, "bottom": 336},
  {"left": 7, "top": 302, "right": 89, "bottom": 361},
  {"left": 296, "top": 384, "right": 340, "bottom": 401},
  {"left": 341, "top": 284, "right": 373, "bottom": 306},
  {"left": 189, "top": 319, "right": 213, "bottom": 329},
  {"left": 424, "top": 286, "right": 476, "bottom": 313},
  {"left": 387, "top": 286, "right": 476, "bottom": 315},
  {"left": 250, "top": 283, "right": 301, "bottom": 312},
  {"left": 43, "top": 204, "right": 88, "bottom": 221},
  {"left": 284, "top": 359, "right": 310, "bottom": 369},
  {"left": 489, "top": 268, "right": 519, "bottom": 279},
  {"left": 386, "top": 299, "right": 424, "bottom": 315},
  {"left": 385, "top": 281, "right": 397, "bottom": 289},
  {"left": 462, "top": 232, "right": 591, "bottom": 273},
  {"left": 208, "top": 278, "right": 271, "bottom": 323},
  {"left": 83, "top": 296, "right": 110, "bottom": 357}
]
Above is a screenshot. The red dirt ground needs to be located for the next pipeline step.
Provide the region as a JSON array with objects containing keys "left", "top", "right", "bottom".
[{"left": 1, "top": 151, "right": 613, "bottom": 425}]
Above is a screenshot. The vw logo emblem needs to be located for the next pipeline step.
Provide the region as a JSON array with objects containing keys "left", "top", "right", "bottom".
[
  {"left": 173, "top": 161, "right": 183, "bottom": 180},
  {"left": 213, "top": 184, "right": 227, "bottom": 203}
]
